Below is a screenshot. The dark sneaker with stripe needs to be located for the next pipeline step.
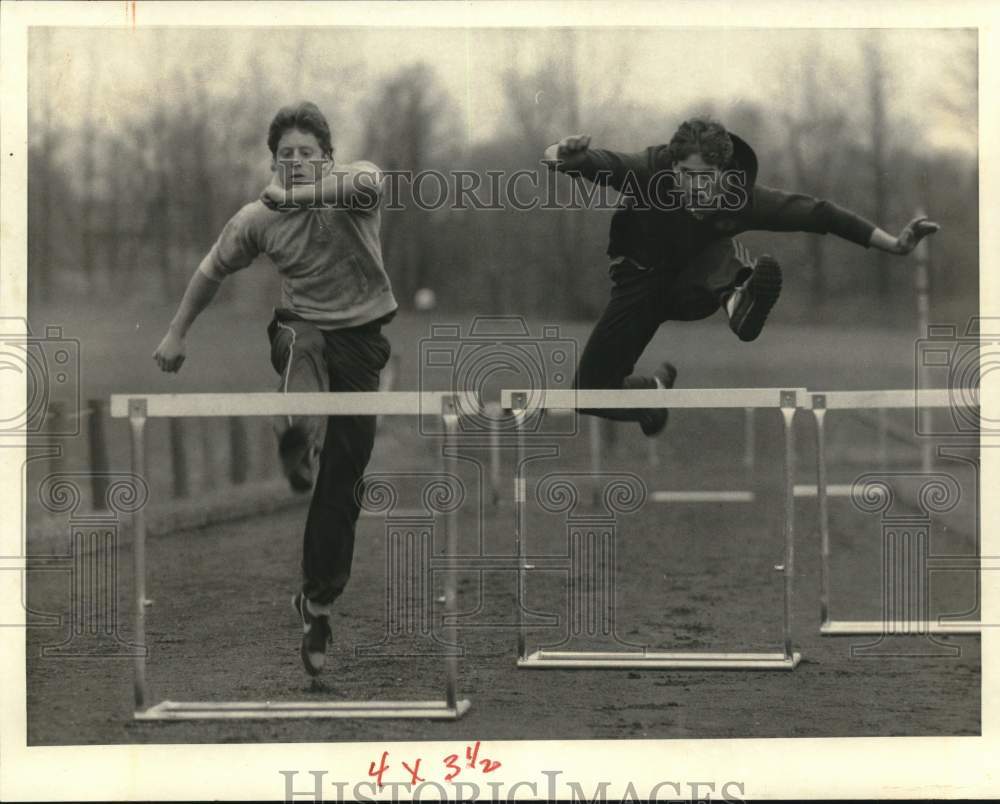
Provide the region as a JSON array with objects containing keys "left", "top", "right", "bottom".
[
  {"left": 292, "top": 592, "right": 331, "bottom": 676},
  {"left": 729, "top": 255, "right": 782, "bottom": 342},
  {"left": 640, "top": 362, "right": 678, "bottom": 437},
  {"left": 279, "top": 425, "right": 317, "bottom": 494}
]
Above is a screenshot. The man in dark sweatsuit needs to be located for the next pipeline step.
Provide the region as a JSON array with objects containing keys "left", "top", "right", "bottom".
[{"left": 544, "top": 118, "right": 939, "bottom": 435}]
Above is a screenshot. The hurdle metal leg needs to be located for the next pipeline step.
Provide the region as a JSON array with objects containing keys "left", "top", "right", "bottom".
[
  {"left": 441, "top": 399, "right": 472, "bottom": 716},
  {"left": 128, "top": 399, "right": 149, "bottom": 711},
  {"left": 588, "top": 416, "right": 602, "bottom": 507},
  {"left": 489, "top": 404, "right": 501, "bottom": 507},
  {"left": 514, "top": 400, "right": 528, "bottom": 661},
  {"left": 780, "top": 395, "right": 797, "bottom": 662},
  {"left": 814, "top": 405, "right": 831, "bottom": 626}
]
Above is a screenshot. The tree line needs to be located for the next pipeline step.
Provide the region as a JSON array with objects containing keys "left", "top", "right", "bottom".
[{"left": 28, "top": 30, "right": 977, "bottom": 327}]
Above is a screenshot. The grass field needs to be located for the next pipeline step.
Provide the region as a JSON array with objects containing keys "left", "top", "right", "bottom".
[{"left": 23, "top": 299, "right": 981, "bottom": 743}]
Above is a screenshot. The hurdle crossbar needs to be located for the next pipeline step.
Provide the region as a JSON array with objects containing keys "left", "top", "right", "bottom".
[
  {"left": 810, "top": 388, "right": 972, "bottom": 410},
  {"left": 110, "top": 391, "right": 478, "bottom": 418},
  {"left": 110, "top": 392, "right": 472, "bottom": 721},
  {"left": 509, "top": 387, "right": 805, "bottom": 670},
  {"left": 805, "top": 390, "right": 981, "bottom": 637},
  {"left": 501, "top": 387, "right": 804, "bottom": 411}
]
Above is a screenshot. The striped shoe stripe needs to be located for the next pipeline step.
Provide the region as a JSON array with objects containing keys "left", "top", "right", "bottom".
[{"left": 275, "top": 321, "right": 298, "bottom": 428}]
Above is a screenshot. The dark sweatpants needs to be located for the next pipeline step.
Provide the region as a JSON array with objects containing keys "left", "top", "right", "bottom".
[
  {"left": 574, "top": 238, "right": 755, "bottom": 427},
  {"left": 267, "top": 310, "right": 393, "bottom": 606}
]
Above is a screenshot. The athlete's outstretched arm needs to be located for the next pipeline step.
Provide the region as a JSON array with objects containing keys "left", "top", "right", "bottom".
[
  {"left": 152, "top": 265, "right": 222, "bottom": 373},
  {"left": 743, "top": 186, "right": 939, "bottom": 253},
  {"left": 542, "top": 135, "right": 650, "bottom": 191}
]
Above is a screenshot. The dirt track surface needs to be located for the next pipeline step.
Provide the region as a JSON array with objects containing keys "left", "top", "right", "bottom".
[{"left": 26, "top": 406, "right": 981, "bottom": 745}]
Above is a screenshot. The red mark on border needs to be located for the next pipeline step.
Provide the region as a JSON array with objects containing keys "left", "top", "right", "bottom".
[
  {"left": 368, "top": 744, "right": 501, "bottom": 785},
  {"left": 401, "top": 758, "right": 425, "bottom": 785},
  {"left": 367, "top": 750, "right": 390, "bottom": 788}
]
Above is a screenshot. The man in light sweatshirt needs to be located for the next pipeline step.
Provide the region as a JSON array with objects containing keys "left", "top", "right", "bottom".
[{"left": 153, "top": 101, "right": 397, "bottom": 677}]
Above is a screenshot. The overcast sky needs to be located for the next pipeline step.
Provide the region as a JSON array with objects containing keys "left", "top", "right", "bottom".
[{"left": 35, "top": 27, "right": 976, "bottom": 157}]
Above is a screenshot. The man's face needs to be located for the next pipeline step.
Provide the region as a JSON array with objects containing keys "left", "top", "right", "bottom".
[
  {"left": 673, "top": 152, "right": 724, "bottom": 218},
  {"left": 272, "top": 128, "right": 332, "bottom": 189}
]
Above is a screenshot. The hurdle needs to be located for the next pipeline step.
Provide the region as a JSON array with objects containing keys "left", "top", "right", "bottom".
[
  {"left": 803, "top": 389, "right": 981, "bottom": 636},
  {"left": 504, "top": 387, "right": 805, "bottom": 670},
  {"left": 110, "top": 391, "right": 472, "bottom": 721}
]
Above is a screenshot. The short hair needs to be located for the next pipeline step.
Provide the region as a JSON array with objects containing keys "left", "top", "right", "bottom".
[
  {"left": 667, "top": 117, "right": 734, "bottom": 168},
  {"left": 267, "top": 101, "right": 333, "bottom": 159}
]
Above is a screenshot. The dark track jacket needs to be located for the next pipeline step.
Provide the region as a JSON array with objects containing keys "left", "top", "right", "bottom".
[{"left": 556, "top": 134, "right": 877, "bottom": 275}]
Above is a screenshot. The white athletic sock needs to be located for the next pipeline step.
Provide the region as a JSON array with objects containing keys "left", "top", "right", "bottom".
[
  {"left": 654, "top": 375, "right": 665, "bottom": 390},
  {"left": 306, "top": 598, "right": 333, "bottom": 618}
]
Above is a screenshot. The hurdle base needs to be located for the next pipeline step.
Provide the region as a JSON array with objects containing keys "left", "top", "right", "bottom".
[
  {"left": 517, "top": 650, "right": 800, "bottom": 670},
  {"left": 135, "top": 699, "right": 472, "bottom": 721},
  {"left": 820, "top": 620, "right": 981, "bottom": 636}
]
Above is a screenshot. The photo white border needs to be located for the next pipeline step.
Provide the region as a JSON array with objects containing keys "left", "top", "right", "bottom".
[{"left": 1, "top": 1, "right": 996, "bottom": 800}]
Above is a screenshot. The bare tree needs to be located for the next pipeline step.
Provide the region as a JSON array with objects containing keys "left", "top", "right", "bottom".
[
  {"left": 781, "top": 41, "right": 848, "bottom": 307},
  {"left": 362, "top": 63, "right": 454, "bottom": 306},
  {"left": 864, "top": 34, "right": 892, "bottom": 301},
  {"left": 935, "top": 31, "right": 977, "bottom": 132},
  {"left": 503, "top": 29, "right": 633, "bottom": 318},
  {"left": 79, "top": 40, "right": 100, "bottom": 296},
  {"left": 28, "top": 28, "right": 54, "bottom": 303}
]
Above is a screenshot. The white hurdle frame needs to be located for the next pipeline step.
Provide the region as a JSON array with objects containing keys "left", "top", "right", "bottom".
[
  {"left": 805, "top": 389, "right": 981, "bottom": 637},
  {"left": 110, "top": 391, "right": 473, "bottom": 721},
  {"left": 503, "top": 387, "right": 805, "bottom": 670}
]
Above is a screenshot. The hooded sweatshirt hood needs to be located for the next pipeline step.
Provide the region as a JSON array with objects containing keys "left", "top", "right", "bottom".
[{"left": 728, "top": 133, "right": 759, "bottom": 194}]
